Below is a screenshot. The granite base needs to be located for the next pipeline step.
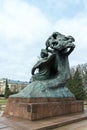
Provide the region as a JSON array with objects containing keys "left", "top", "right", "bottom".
[{"left": 4, "top": 97, "right": 84, "bottom": 120}]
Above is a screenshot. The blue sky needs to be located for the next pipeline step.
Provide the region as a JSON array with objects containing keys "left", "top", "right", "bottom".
[
  {"left": 27, "top": 0, "right": 84, "bottom": 20},
  {"left": 0, "top": 0, "right": 87, "bottom": 81}
]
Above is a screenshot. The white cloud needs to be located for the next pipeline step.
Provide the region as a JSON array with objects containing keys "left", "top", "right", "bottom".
[
  {"left": 0, "top": 0, "right": 53, "bottom": 81},
  {"left": 0, "top": 0, "right": 51, "bottom": 40}
]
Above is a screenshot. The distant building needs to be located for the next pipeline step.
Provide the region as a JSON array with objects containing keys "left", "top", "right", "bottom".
[{"left": 0, "top": 78, "right": 28, "bottom": 95}]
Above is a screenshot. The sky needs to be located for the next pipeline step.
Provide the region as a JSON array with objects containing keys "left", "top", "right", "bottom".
[{"left": 0, "top": 0, "right": 87, "bottom": 81}]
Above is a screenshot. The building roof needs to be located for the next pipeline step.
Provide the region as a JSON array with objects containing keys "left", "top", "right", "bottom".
[{"left": 0, "top": 78, "right": 28, "bottom": 85}]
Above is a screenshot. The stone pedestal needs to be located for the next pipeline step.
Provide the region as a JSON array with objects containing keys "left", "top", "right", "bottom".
[{"left": 4, "top": 97, "right": 84, "bottom": 120}]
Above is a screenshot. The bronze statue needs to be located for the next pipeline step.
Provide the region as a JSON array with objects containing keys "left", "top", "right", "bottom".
[{"left": 11, "top": 32, "right": 75, "bottom": 98}]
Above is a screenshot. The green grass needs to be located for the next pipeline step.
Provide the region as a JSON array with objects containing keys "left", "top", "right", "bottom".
[
  {"left": 84, "top": 100, "right": 87, "bottom": 109},
  {"left": 0, "top": 99, "right": 7, "bottom": 105},
  {"left": 84, "top": 100, "right": 87, "bottom": 104}
]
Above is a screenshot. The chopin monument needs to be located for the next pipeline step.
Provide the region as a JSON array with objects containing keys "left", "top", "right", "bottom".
[{"left": 4, "top": 32, "right": 84, "bottom": 120}]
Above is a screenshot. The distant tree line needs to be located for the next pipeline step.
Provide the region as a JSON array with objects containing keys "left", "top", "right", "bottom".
[{"left": 67, "top": 63, "right": 87, "bottom": 100}]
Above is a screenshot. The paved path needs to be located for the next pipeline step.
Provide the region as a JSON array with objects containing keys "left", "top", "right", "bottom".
[
  {"left": 54, "top": 120, "right": 87, "bottom": 130},
  {"left": 0, "top": 111, "right": 87, "bottom": 130}
]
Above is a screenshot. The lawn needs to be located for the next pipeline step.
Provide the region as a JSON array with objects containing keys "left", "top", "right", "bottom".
[{"left": 0, "top": 99, "right": 7, "bottom": 105}]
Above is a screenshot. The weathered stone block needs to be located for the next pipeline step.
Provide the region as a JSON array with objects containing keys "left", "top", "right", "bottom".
[{"left": 4, "top": 97, "right": 84, "bottom": 120}]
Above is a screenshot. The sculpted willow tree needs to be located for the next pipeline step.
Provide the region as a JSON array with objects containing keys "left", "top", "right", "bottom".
[{"left": 11, "top": 32, "right": 75, "bottom": 98}]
